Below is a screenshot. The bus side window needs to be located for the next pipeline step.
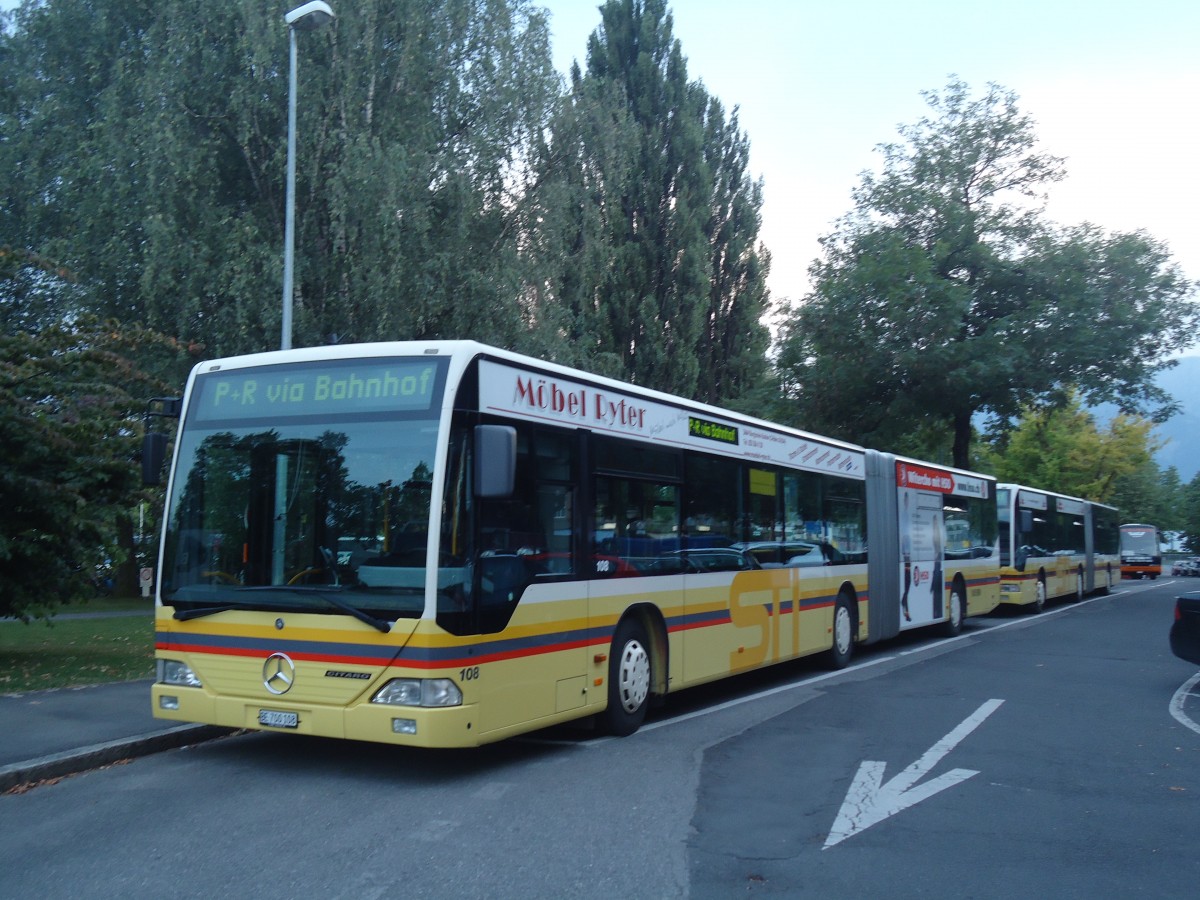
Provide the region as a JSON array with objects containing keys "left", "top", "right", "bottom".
[
  {"left": 593, "top": 476, "right": 680, "bottom": 575},
  {"left": 471, "top": 425, "right": 578, "bottom": 632},
  {"left": 529, "top": 429, "right": 576, "bottom": 576}
]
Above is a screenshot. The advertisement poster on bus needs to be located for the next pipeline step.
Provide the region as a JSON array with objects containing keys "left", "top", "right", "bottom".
[
  {"left": 897, "top": 464, "right": 947, "bottom": 627},
  {"left": 478, "top": 360, "right": 865, "bottom": 479}
]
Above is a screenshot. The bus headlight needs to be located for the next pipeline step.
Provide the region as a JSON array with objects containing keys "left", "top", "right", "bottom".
[
  {"left": 372, "top": 678, "right": 463, "bottom": 708},
  {"left": 157, "top": 659, "right": 202, "bottom": 687}
]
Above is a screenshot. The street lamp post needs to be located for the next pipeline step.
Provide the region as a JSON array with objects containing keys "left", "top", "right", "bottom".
[{"left": 281, "top": 1, "right": 335, "bottom": 351}]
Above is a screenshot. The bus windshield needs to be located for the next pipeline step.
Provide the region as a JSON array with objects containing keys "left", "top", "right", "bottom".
[
  {"left": 160, "top": 358, "right": 449, "bottom": 623},
  {"left": 1120, "top": 527, "right": 1159, "bottom": 557}
]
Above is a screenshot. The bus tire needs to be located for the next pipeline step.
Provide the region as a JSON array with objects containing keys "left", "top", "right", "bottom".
[
  {"left": 601, "top": 618, "right": 652, "bottom": 736},
  {"left": 825, "top": 593, "right": 856, "bottom": 669},
  {"left": 941, "top": 583, "right": 965, "bottom": 637},
  {"left": 1031, "top": 575, "right": 1047, "bottom": 614}
]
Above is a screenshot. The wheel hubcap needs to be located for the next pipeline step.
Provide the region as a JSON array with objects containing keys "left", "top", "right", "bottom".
[
  {"left": 835, "top": 606, "right": 851, "bottom": 654},
  {"left": 617, "top": 639, "right": 650, "bottom": 713}
]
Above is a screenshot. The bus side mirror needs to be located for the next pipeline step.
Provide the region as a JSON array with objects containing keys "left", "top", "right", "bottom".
[
  {"left": 475, "top": 425, "right": 516, "bottom": 498},
  {"left": 141, "top": 396, "right": 182, "bottom": 487},
  {"left": 142, "top": 432, "right": 170, "bottom": 486}
]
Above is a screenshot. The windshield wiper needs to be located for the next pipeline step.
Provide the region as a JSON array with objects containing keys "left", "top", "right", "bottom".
[
  {"left": 169, "top": 586, "right": 392, "bottom": 633},
  {"left": 234, "top": 586, "right": 392, "bottom": 633},
  {"left": 307, "top": 589, "right": 391, "bottom": 633}
]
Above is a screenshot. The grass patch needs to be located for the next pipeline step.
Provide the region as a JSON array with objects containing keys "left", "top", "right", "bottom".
[
  {"left": 0, "top": 611, "right": 155, "bottom": 693},
  {"left": 64, "top": 595, "right": 155, "bottom": 615}
]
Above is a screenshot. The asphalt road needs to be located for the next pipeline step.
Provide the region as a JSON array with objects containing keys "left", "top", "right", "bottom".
[{"left": 2, "top": 579, "right": 1197, "bottom": 898}]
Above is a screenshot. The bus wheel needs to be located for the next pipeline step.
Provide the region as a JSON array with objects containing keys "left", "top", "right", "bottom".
[
  {"left": 601, "top": 618, "right": 652, "bottom": 736},
  {"left": 941, "top": 585, "right": 965, "bottom": 637},
  {"left": 1031, "top": 577, "right": 1047, "bottom": 614},
  {"left": 825, "top": 594, "right": 855, "bottom": 669}
]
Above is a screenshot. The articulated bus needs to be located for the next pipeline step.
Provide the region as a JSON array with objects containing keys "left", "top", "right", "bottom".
[
  {"left": 1119, "top": 523, "right": 1163, "bottom": 580},
  {"left": 996, "top": 484, "right": 1120, "bottom": 611},
  {"left": 146, "top": 341, "right": 1000, "bottom": 747}
]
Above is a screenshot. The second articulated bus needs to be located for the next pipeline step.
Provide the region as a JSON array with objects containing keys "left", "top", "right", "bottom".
[
  {"left": 146, "top": 341, "right": 1001, "bottom": 747},
  {"left": 997, "top": 484, "right": 1120, "bottom": 611}
]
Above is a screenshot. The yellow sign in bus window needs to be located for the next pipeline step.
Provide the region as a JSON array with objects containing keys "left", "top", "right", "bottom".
[{"left": 749, "top": 468, "right": 777, "bottom": 496}]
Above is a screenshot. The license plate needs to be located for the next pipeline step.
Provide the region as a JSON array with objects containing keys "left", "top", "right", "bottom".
[{"left": 258, "top": 709, "right": 298, "bottom": 729}]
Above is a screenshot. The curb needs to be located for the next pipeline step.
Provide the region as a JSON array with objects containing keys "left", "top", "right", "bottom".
[{"left": 0, "top": 724, "right": 232, "bottom": 793}]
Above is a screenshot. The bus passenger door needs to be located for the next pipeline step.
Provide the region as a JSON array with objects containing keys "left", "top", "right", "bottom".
[{"left": 449, "top": 423, "right": 589, "bottom": 736}]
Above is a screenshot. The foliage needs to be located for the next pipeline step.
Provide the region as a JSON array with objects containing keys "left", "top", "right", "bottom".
[
  {"left": 0, "top": 318, "right": 195, "bottom": 621},
  {"left": 536, "top": 0, "right": 771, "bottom": 403},
  {"left": 0, "top": 0, "right": 563, "bottom": 357},
  {"left": 978, "top": 393, "right": 1156, "bottom": 502},
  {"left": 773, "top": 78, "right": 1198, "bottom": 469},
  {"left": 0, "top": 0, "right": 160, "bottom": 326},
  {"left": 2, "top": 0, "right": 768, "bottom": 403},
  {"left": 1108, "top": 461, "right": 1186, "bottom": 533},
  {"left": 289, "top": 0, "right": 563, "bottom": 351},
  {"left": 1183, "top": 475, "right": 1200, "bottom": 553}
]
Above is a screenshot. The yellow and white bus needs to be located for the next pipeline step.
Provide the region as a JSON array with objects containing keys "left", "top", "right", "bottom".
[
  {"left": 146, "top": 341, "right": 999, "bottom": 747},
  {"left": 996, "top": 484, "right": 1119, "bottom": 611}
]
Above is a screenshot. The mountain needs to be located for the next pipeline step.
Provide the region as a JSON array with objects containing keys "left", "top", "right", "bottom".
[
  {"left": 1089, "top": 356, "right": 1200, "bottom": 482},
  {"left": 1146, "top": 356, "right": 1200, "bottom": 482}
]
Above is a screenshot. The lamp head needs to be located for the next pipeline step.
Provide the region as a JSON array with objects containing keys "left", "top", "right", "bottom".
[{"left": 285, "top": 1, "right": 335, "bottom": 30}]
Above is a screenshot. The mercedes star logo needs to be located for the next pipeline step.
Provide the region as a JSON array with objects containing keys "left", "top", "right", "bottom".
[{"left": 262, "top": 652, "right": 296, "bottom": 695}]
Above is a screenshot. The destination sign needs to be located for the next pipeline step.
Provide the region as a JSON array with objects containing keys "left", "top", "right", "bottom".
[
  {"left": 191, "top": 359, "right": 444, "bottom": 422},
  {"left": 689, "top": 416, "right": 739, "bottom": 445}
]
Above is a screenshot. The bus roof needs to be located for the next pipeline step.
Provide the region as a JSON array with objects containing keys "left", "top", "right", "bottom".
[{"left": 184, "top": 339, "right": 869, "bottom": 461}]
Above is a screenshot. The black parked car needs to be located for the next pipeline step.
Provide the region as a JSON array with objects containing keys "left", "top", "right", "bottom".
[{"left": 1169, "top": 592, "right": 1200, "bottom": 666}]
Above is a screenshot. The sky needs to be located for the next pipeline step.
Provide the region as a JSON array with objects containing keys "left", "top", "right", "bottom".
[{"left": 538, "top": 0, "right": 1200, "bottom": 313}]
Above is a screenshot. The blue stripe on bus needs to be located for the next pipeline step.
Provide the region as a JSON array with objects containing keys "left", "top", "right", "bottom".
[{"left": 156, "top": 591, "right": 852, "bottom": 669}]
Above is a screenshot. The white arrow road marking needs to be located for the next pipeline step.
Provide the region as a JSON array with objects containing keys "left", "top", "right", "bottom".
[{"left": 824, "top": 698, "right": 1005, "bottom": 849}]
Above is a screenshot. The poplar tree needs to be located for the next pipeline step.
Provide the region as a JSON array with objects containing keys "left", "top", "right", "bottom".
[{"left": 541, "top": 0, "right": 770, "bottom": 403}]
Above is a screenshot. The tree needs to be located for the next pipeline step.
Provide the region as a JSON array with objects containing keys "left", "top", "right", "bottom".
[
  {"left": 1, "top": 1, "right": 562, "bottom": 357},
  {"left": 979, "top": 393, "right": 1156, "bottom": 503},
  {"left": 0, "top": 318, "right": 195, "bottom": 621},
  {"left": 0, "top": 0, "right": 163, "bottom": 325},
  {"left": 538, "top": 0, "right": 770, "bottom": 403},
  {"left": 1155, "top": 466, "right": 1186, "bottom": 533},
  {"left": 4, "top": 1, "right": 770, "bottom": 394},
  {"left": 1109, "top": 461, "right": 1186, "bottom": 532},
  {"left": 295, "top": 0, "right": 562, "bottom": 351},
  {"left": 694, "top": 100, "right": 772, "bottom": 405},
  {"left": 1182, "top": 474, "right": 1200, "bottom": 553},
  {"left": 773, "top": 78, "right": 1198, "bottom": 469}
]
